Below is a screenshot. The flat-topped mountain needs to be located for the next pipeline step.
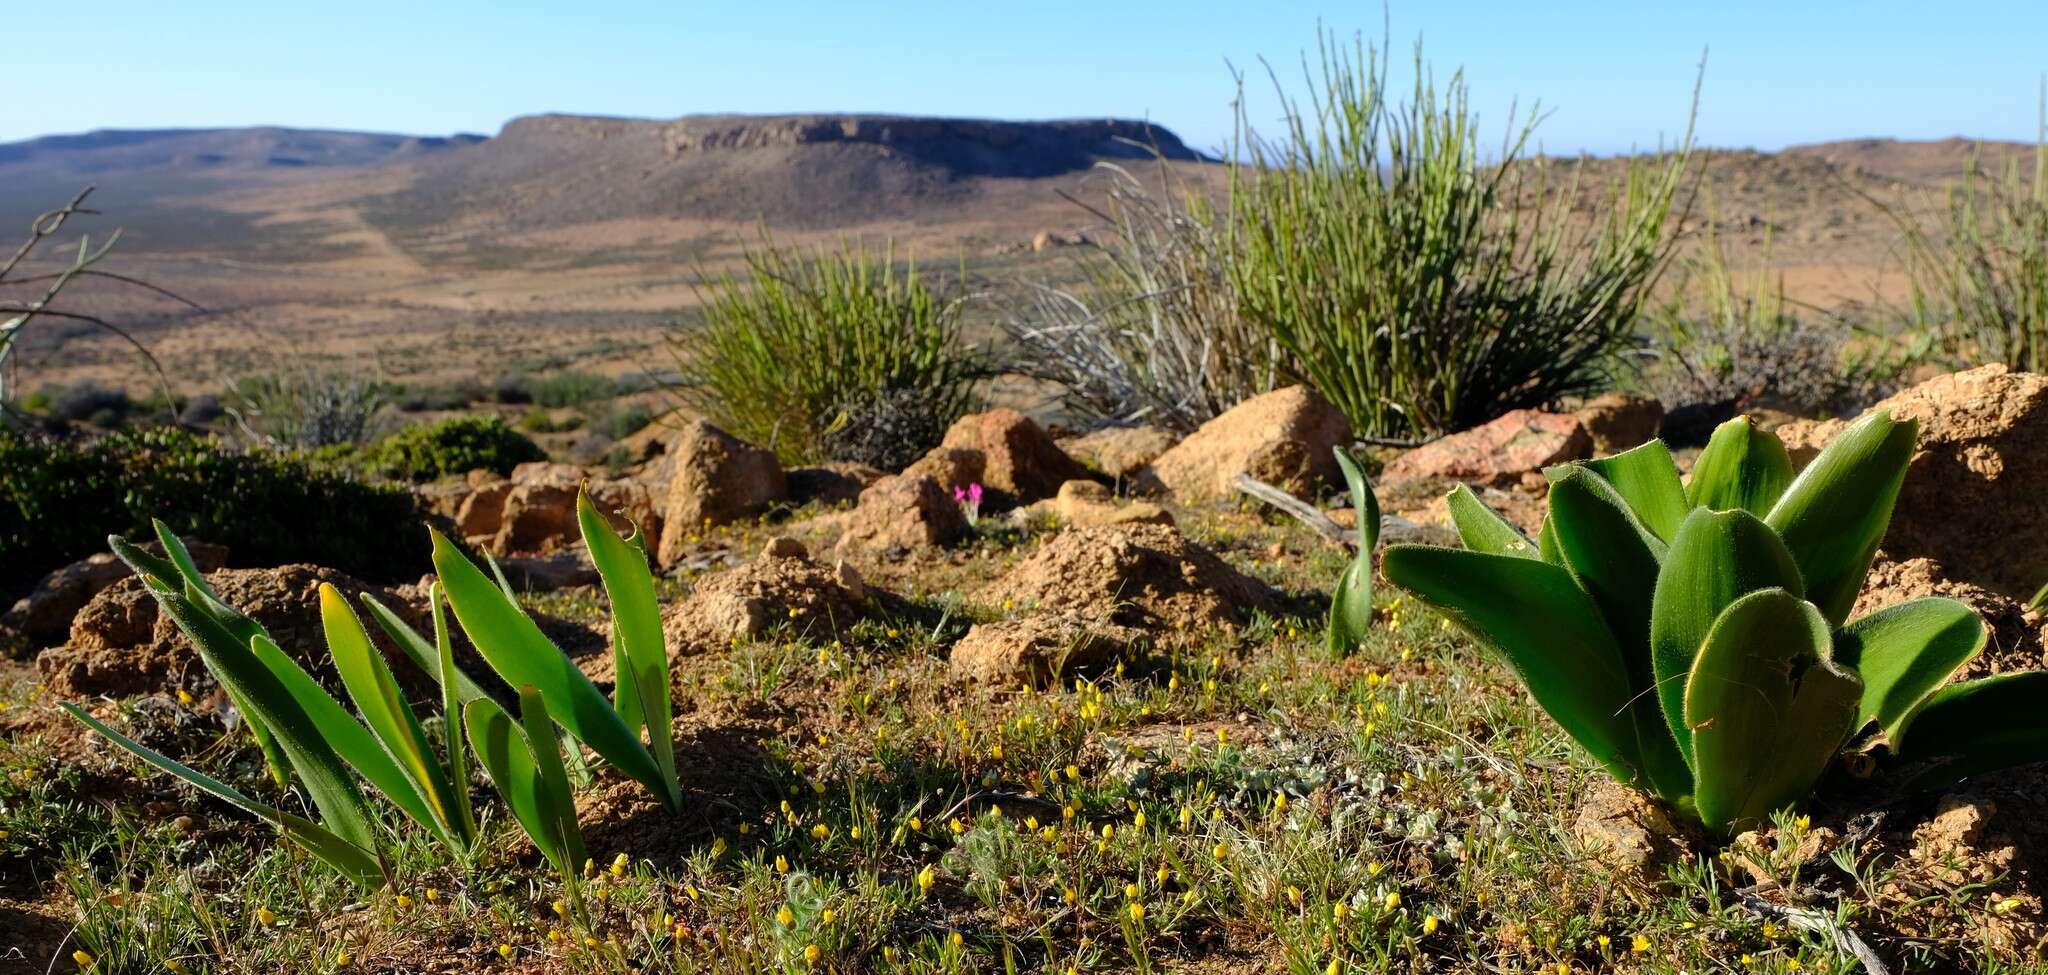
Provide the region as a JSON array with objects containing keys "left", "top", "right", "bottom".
[{"left": 375, "top": 113, "right": 1205, "bottom": 231}]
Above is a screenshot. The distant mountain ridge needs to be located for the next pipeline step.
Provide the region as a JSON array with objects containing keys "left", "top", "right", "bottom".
[{"left": 0, "top": 126, "right": 486, "bottom": 171}]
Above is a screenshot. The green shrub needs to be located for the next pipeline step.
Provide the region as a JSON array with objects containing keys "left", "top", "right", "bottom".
[
  {"left": 0, "top": 427, "right": 428, "bottom": 595},
  {"left": 226, "top": 371, "right": 387, "bottom": 448},
  {"left": 366, "top": 415, "right": 545, "bottom": 482},
  {"left": 1227, "top": 31, "right": 1695, "bottom": 439},
  {"left": 1883, "top": 136, "right": 2048, "bottom": 371},
  {"left": 590, "top": 401, "right": 656, "bottom": 442},
  {"left": 532, "top": 371, "right": 616, "bottom": 409},
  {"left": 673, "top": 239, "right": 982, "bottom": 464}
]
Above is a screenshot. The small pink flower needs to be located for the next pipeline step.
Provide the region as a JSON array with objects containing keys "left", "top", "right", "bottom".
[
  {"left": 966, "top": 483, "right": 984, "bottom": 505},
  {"left": 953, "top": 486, "right": 968, "bottom": 503}
]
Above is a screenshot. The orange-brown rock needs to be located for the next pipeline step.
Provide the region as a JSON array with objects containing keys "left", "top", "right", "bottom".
[{"left": 1149, "top": 386, "right": 1350, "bottom": 501}]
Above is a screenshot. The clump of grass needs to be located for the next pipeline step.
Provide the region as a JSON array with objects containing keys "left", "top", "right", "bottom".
[
  {"left": 672, "top": 239, "right": 982, "bottom": 464},
  {"left": 1227, "top": 31, "right": 1696, "bottom": 438},
  {"left": 1003, "top": 162, "right": 1286, "bottom": 433},
  {"left": 1884, "top": 106, "right": 2048, "bottom": 371},
  {"left": 532, "top": 371, "right": 616, "bottom": 409}
]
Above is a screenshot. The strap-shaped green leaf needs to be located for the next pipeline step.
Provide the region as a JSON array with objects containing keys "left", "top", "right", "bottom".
[
  {"left": 1685, "top": 589, "right": 1861, "bottom": 834},
  {"left": 1334, "top": 447, "right": 1381, "bottom": 555},
  {"left": 578, "top": 492, "right": 678, "bottom": 804},
  {"left": 520, "top": 684, "right": 588, "bottom": 873},
  {"left": 320, "top": 584, "right": 468, "bottom": 849},
  {"left": 62, "top": 704, "right": 386, "bottom": 891},
  {"left": 1446, "top": 485, "right": 1537, "bottom": 559},
  {"left": 430, "top": 584, "right": 476, "bottom": 842},
  {"left": 1547, "top": 468, "right": 1690, "bottom": 799},
  {"left": 1835, "top": 597, "right": 1985, "bottom": 742},
  {"left": 464, "top": 697, "right": 562, "bottom": 871},
  {"left": 1573, "top": 440, "right": 1690, "bottom": 542},
  {"left": 244, "top": 632, "right": 440, "bottom": 841},
  {"left": 113, "top": 532, "right": 290, "bottom": 786},
  {"left": 1650, "top": 508, "right": 1806, "bottom": 765},
  {"left": 432, "top": 531, "right": 669, "bottom": 803},
  {"left": 358, "top": 593, "right": 494, "bottom": 706},
  {"left": 1687, "top": 417, "right": 1793, "bottom": 515},
  {"left": 1381, "top": 544, "right": 1644, "bottom": 785},
  {"left": 1765, "top": 410, "right": 1917, "bottom": 626},
  {"left": 144, "top": 578, "right": 383, "bottom": 860},
  {"left": 1326, "top": 448, "right": 1380, "bottom": 656},
  {"left": 1891, "top": 672, "right": 2048, "bottom": 791}
]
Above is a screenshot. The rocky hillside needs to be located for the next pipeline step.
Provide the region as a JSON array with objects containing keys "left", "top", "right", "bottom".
[{"left": 371, "top": 113, "right": 1206, "bottom": 232}]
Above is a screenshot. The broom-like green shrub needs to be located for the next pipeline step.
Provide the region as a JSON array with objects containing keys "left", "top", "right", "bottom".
[{"left": 1381, "top": 410, "right": 2048, "bottom": 834}]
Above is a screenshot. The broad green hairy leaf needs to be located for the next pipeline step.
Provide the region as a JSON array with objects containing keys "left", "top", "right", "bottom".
[
  {"left": 1685, "top": 589, "right": 1860, "bottom": 834},
  {"left": 1650, "top": 508, "right": 1805, "bottom": 765},
  {"left": 1327, "top": 447, "right": 1380, "bottom": 655},
  {"left": 1892, "top": 672, "right": 2048, "bottom": 791},
  {"left": 1766, "top": 410, "right": 1917, "bottom": 626},
  {"left": 1835, "top": 597, "right": 1985, "bottom": 742},
  {"left": 1687, "top": 416, "right": 1793, "bottom": 515},
  {"left": 578, "top": 492, "right": 677, "bottom": 800},
  {"left": 432, "top": 531, "right": 672, "bottom": 807},
  {"left": 62, "top": 704, "right": 385, "bottom": 891},
  {"left": 1545, "top": 467, "right": 1689, "bottom": 798},
  {"left": 1381, "top": 545, "right": 1644, "bottom": 785},
  {"left": 320, "top": 584, "right": 469, "bottom": 848},
  {"left": 1571, "top": 440, "right": 1690, "bottom": 542},
  {"left": 1445, "top": 485, "right": 1537, "bottom": 558}
]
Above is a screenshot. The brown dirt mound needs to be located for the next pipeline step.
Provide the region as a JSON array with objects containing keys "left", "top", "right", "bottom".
[
  {"left": 37, "top": 565, "right": 602, "bottom": 701},
  {"left": 1854, "top": 557, "right": 2047, "bottom": 677},
  {"left": 980, "top": 524, "right": 1278, "bottom": 630},
  {"left": 661, "top": 551, "right": 884, "bottom": 656}
]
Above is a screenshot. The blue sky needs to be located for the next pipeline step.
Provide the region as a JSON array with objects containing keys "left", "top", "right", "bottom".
[{"left": 8, "top": 1, "right": 2046, "bottom": 155}]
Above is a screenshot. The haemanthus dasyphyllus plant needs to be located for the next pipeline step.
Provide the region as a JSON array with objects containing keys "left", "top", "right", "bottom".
[{"left": 1380, "top": 409, "right": 2048, "bottom": 834}]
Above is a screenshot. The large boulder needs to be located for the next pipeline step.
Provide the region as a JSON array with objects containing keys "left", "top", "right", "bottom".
[
  {"left": 950, "top": 612, "right": 1147, "bottom": 687},
  {"left": 3, "top": 539, "right": 229, "bottom": 653},
  {"left": 1382, "top": 409, "right": 1591, "bottom": 488},
  {"left": 982, "top": 523, "right": 1278, "bottom": 630},
  {"left": 1776, "top": 365, "right": 2048, "bottom": 600},
  {"left": 1149, "top": 386, "right": 1351, "bottom": 501},
  {"left": 908, "top": 408, "right": 1091, "bottom": 506},
  {"left": 656, "top": 421, "right": 788, "bottom": 566},
  {"left": 487, "top": 476, "right": 656, "bottom": 556},
  {"left": 1573, "top": 393, "right": 1665, "bottom": 456},
  {"left": 835, "top": 474, "right": 969, "bottom": 559},
  {"left": 662, "top": 548, "right": 876, "bottom": 655},
  {"left": 455, "top": 477, "right": 516, "bottom": 541}
]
